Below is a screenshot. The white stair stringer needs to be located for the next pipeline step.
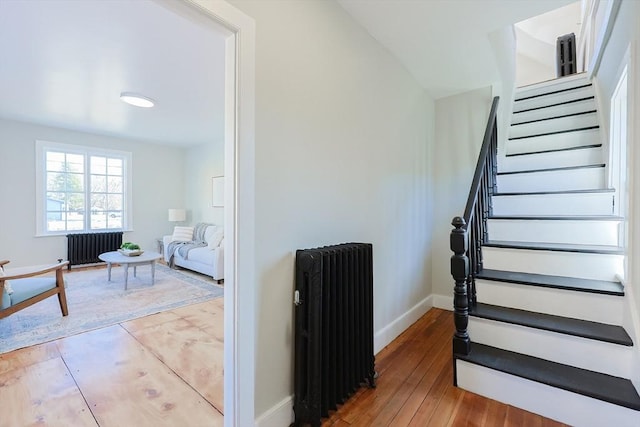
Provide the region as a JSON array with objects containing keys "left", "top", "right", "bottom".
[
  {"left": 456, "top": 360, "right": 640, "bottom": 427},
  {"left": 496, "top": 166, "right": 605, "bottom": 193},
  {"left": 468, "top": 317, "right": 633, "bottom": 378},
  {"left": 492, "top": 191, "right": 614, "bottom": 216},
  {"left": 499, "top": 146, "right": 603, "bottom": 172},
  {"left": 487, "top": 217, "right": 621, "bottom": 246},
  {"left": 509, "top": 112, "right": 598, "bottom": 139},
  {"left": 475, "top": 279, "right": 624, "bottom": 324},
  {"left": 482, "top": 246, "right": 624, "bottom": 281},
  {"left": 506, "top": 127, "right": 600, "bottom": 155}
]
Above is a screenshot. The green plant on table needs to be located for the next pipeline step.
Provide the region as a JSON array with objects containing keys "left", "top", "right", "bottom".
[{"left": 120, "top": 242, "right": 141, "bottom": 250}]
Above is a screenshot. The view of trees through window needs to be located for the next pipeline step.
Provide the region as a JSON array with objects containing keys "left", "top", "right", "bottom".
[{"left": 45, "top": 150, "right": 125, "bottom": 232}]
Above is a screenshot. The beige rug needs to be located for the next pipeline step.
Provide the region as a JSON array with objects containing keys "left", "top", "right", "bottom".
[{"left": 0, "top": 263, "right": 223, "bottom": 354}]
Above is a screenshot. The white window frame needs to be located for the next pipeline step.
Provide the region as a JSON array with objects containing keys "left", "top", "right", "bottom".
[{"left": 35, "top": 140, "right": 133, "bottom": 236}]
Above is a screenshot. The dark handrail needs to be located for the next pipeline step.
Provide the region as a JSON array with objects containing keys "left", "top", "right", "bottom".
[{"left": 450, "top": 96, "right": 499, "bottom": 358}]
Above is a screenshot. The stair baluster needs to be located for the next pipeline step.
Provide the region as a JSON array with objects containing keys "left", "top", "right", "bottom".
[{"left": 450, "top": 96, "right": 500, "bottom": 357}]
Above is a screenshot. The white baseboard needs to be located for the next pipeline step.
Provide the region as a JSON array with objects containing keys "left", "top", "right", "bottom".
[
  {"left": 432, "top": 293, "right": 452, "bottom": 311},
  {"left": 256, "top": 294, "right": 437, "bottom": 426},
  {"left": 374, "top": 294, "right": 433, "bottom": 354},
  {"left": 254, "top": 395, "right": 293, "bottom": 427}
]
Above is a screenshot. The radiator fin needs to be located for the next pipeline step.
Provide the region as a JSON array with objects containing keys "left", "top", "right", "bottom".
[
  {"left": 67, "top": 232, "right": 123, "bottom": 268},
  {"left": 294, "top": 243, "right": 375, "bottom": 427}
]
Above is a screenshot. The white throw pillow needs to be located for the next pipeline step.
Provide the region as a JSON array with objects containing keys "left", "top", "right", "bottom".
[
  {"left": 208, "top": 229, "right": 224, "bottom": 249},
  {"left": 172, "top": 226, "right": 194, "bottom": 242}
]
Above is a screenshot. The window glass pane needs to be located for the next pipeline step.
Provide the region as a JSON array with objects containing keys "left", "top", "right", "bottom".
[
  {"left": 90, "top": 211, "right": 107, "bottom": 230},
  {"left": 46, "top": 172, "right": 63, "bottom": 191},
  {"left": 107, "top": 158, "right": 123, "bottom": 176},
  {"left": 67, "top": 192, "right": 85, "bottom": 212},
  {"left": 67, "top": 154, "right": 84, "bottom": 173},
  {"left": 107, "top": 176, "right": 123, "bottom": 193},
  {"left": 91, "top": 156, "right": 107, "bottom": 175},
  {"left": 106, "top": 213, "right": 122, "bottom": 229},
  {"left": 66, "top": 172, "right": 84, "bottom": 191},
  {"left": 46, "top": 152, "right": 65, "bottom": 172},
  {"left": 91, "top": 175, "right": 106, "bottom": 192},
  {"left": 67, "top": 220, "right": 84, "bottom": 231},
  {"left": 91, "top": 194, "right": 106, "bottom": 211},
  {"left": 107, "top": 194, "right": 123, "bottom": 210}
]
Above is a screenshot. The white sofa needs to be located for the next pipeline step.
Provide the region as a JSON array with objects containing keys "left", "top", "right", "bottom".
[{"left": 163, "top": 224, "right": 224, "bottom": 282}]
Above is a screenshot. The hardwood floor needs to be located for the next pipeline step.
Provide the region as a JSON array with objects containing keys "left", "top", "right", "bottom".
[{"left": 0, "top": 294, "right": 567, "bottom": 426}]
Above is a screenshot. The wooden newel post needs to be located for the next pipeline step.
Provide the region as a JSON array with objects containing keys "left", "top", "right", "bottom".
[{"left": 450, "top": 216, "right": 471, "bottom": 356}]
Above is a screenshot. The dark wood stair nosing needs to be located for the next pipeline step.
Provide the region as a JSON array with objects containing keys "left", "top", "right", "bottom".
[
  {"left": 511, "top": 109, "right": 597, "bottom": 126},
  {"left": 476, "top": 269, "right": 624, "bottom": 296},
  {"left": 469, "top": 302, "right": 633, "bottom": 346},
  {"left": 514, "top": 83, "right": 593, "bottom": 102},
  {"left": 456, "top": 342, "right": 640, "bottom": 411},
  {"left": 494, "top": 188, "right": 615, "bottom": 197},
  {"left": 513, "top": 95, "right": 595, "bottom": 114},
  {"left": 483, "top": 240, "right": 624, "bottom": 255},
  {"left": 488, "top": 215, "right": 623, "bottom": 221},
  {"left": 508, "top": 125, "right": 599, "bottom": 141},
  {"left": 497, "top": 163, "right": 604, "bottom": 176},
  {"left": 505, "top": 143, "right": 602, "bottom": 158}
]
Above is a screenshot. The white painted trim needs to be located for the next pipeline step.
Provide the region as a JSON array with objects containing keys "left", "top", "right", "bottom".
[
  {"left": 254, "top": 395, "right": 294, "bottom": 427},
  {"left": 374, "top": 295, "right": 433, "bottom": 354},
  {"left": 432, "top": 293, "right": 452, "bottom": 311},
  {"left": 588, "top": 0, "right": 622, "bottom": 79},
  {"left": 173, "top": 1, "right": 256, "bottom": 426}
]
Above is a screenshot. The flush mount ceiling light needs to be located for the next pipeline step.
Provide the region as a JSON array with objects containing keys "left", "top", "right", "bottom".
[{"left": 120, "top": 92, "right": 155, "bottom": 108}]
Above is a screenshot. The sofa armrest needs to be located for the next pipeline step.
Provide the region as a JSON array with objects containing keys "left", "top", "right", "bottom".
[
  {"left": 213, "top": 244, "right": 224, "bottom": 281},
  {"left": 163, "top": 235, "right": 173, "bottom": 263}
]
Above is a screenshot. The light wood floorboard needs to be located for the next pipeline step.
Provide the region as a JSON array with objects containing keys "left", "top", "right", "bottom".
[{"left": 2, "top": 298, "right": 570, "bottom": 426}]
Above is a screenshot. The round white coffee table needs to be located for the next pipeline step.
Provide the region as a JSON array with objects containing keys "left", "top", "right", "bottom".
[{"left": 98, "top": 251, "right": 162, "bottom": 290}]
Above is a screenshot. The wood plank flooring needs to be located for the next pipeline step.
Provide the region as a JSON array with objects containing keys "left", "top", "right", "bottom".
[{"left": 1, "top": 286, "right": 567, "bottom": 426}]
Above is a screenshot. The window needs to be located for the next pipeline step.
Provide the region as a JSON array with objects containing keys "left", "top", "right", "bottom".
[{"left": 36, "top": 141, "right": 132, "bottom": 235}]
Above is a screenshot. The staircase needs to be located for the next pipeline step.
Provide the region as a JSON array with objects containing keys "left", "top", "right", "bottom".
[{"left": 452, "top": 73, "right": 640, "bottom": 426}]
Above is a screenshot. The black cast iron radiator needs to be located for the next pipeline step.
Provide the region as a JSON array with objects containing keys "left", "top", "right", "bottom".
[
  {"left": 67, "top": 232, "right": 123, "bottom": 269},
  {"left": 293, "top": 242, "right": 376, "bottom": 427}
]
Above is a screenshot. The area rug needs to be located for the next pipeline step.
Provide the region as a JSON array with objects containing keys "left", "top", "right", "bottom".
[{"left": 0, "top": 264, "right": 223, "bottom": 354}]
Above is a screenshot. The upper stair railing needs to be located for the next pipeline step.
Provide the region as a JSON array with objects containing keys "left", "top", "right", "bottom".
[{"left": 450, "top": 96, "right": 499, "bottom": 356}]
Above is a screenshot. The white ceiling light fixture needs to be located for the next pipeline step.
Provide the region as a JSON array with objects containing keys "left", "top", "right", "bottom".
[{"left": 120, "top": 91, "right": 155, "bottom": 108}]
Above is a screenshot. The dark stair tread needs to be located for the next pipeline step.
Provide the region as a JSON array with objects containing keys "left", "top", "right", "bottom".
[
  {"left": 489, "top": 215, "right": 623, "bottom": 221},
  {"left": 494, "top": 188, "right": 614, "bottom": 197},
  {"left": 505, "top": 143, "right": 602, "bottom": 157},
  {"left": 484, "top": 240, "right": 624, "bottom": 254},
  {"left": 511, "top": 109, "right": 597, "bottom": 126},
  {"left": 476, "top": 269, "right": 624, "bottom": 296},
  {"left": 497, "top": 163, "right": 604, "bottom": 176},
  {"left": 470, "top": 303, "right": 632, "bottom": 346},
  {"left": 508, "top": 125, "right": 599, "bottom": 141},
  {"left": 457, "top": 343, "right": 640, "bottom": 411},
  {"left": 515, "top": 82, "right": 592, "bottom": 102},
  {"left": 513, "top": 95, "right": 594, "bottom": 114}
]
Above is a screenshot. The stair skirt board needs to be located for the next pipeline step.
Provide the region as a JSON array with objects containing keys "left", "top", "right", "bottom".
[
  {"left": 506, "top": 128, "right": 600, "bottom": 156},
  {"left": 467, "top": 317, "right": 633, "bottom": 378},
  {"left": 475, "top": 279, "right": 624, "bottom": 324},
  {"left": 514, "top": 85, "right": 595, "bottom": 113},
  {"left": 496, "top": 167, "right": 605, "bottom": 193},
  {"left": 482, "top": 247, "right": 623, "bottom": 282},
  {"left": 492, "top": 191, "right": 614, "bottom": 216},
  {"left": 512, "top": 97, "right": 596, "bottom": 124},
  {"left": 515, "top": 73, "right": 589, "bottom": 99},
  {"left": 486, "top": 218, "right": 620, "bottom": 246},
  {"left": 509, "top": 112, "right": 598, "bottom": 139},
  {"left": 456, "top": 360, "right": 640, "bottom": 427},
  {"left": 499, "top": 145, "right": 603, "bottom": 172}
]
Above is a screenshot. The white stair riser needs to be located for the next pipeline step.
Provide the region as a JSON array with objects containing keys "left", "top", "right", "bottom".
[
  {"left": 456, "top": 361, "right": 640, "bottom": 427},
  {"left": 468, "top": 317, "right": 633, "bottom": 378},
  {"left": 487, "top": 219, "right": 621, "bottom": 246},
  {"left": 509, "top": 112, "right": 598, "bottom": 139},
  {"left": 482, "top": 247, "right": 624, "bottom": 281},
  {"left": 497, "top": 168, "right": 604, "bottom": 193},
  {"left": 476, "top": 279, "right": 623, "bottom": 324},
  {"left": 514, "top": 85, "right": 594, "bottom": 112},
  {"left": 499, "top": 146, "right": 602, "bottom": 172},
  {"left": 492, "top": 192, "right": 614, "bottom": 216},
  {"left": 507, "top": 128, "right": 600, "bottom": 155},
  {"left": 515, "top": 74, "right": 590, "bottom": 99},
  {"left": 512, "top": 98, "right": 596, "bottom": 124}
]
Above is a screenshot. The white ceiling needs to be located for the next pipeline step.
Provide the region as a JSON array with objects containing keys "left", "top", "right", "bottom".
[
  {"left": 0, "top": 0, "right": 578, "bottom": 146},
  {"left": 0, "top": 0, "right": 227, "bottom": 147},
  {"left": 337, "top": 0, "right": 576, "bottom": 99}
]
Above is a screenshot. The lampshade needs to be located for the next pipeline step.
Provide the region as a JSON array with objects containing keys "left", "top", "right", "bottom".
[{"left": 168, "top": 209, "right": 186, "bottom": 222}]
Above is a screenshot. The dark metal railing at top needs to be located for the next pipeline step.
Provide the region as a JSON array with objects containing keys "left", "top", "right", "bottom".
[{"left": 450, "top": 96, "right": 500, "bottom": 357}]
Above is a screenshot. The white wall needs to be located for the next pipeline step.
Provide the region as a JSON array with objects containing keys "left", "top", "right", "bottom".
[
  {"left": 185, "top": 139, "right": 224, "bottom": 226},
  {"left": 227, "top": 0, "right": 434, "bottom": 421},
  {"left": 431, "top": 87, "right": 493, "bottom": 303},
  {"left": 0, "top": 118, "right": 186, "bottom": 267}
]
